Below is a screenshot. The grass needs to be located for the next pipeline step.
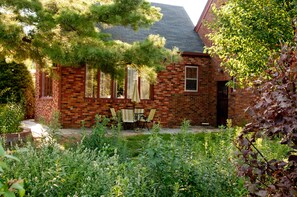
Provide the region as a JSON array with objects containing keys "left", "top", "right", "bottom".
[{"left": 124, "top": 133, "right": 172, "bottom": 157}]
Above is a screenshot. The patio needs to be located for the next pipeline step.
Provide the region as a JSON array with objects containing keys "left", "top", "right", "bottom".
[{"left": 21, "top": 119, "right": 218, "bottom": 139}]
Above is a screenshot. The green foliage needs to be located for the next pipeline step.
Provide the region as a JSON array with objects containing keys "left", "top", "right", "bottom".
[
  {"left": 0, "top": 144, "right": 25, "bottom": 197},
  {"left": 207, "top": 0, "right": 296, "bottom": 85},
  {"left": 4, "top": 116, "right": 292, "bottom": 196},
  {"left": 0, "top": 102, "right": 24, "bottom": 134},
  {"left": 0, "top": 0, "right": 179, "bottom": 80},
  {"left": 0, "top": 61, "right": 34, "bottom": 118},
  {"left": 7, "top": 143, "right": 123, "bottom": 196},
  {"left": 81, "top": 115, "right": 128, "bottom": 160},
  {"left": 137, "top": 124, "right": 246, "bottom": 197}
]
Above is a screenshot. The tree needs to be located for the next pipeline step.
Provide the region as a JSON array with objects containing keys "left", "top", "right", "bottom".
[
  {"left": 207, "top": 0, "right": 296, "bottom": 85},
  {"left": 235, "top": 42, "right": 297, "bottom": 196},
  {"left": 0, "top": 61, "right": 35, "bottom": 118},
  {"left": 0, "top": 0, "right": 178, "bottom": 79}
]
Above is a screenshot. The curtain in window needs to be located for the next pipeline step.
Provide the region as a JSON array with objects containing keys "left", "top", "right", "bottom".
[
  {"left": 127, "top": 67, "right": 138, "bottom": 99},
  {"left": 140, "top": 77, "right": 150, "bottom": 99},
  {"left": 100, "top": 72, "right": 111, "bottom": 98},
  {"left": 85, "top": 65, "right": 98, "bottom": 98}
]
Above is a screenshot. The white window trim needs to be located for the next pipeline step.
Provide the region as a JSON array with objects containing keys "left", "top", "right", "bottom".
[{"left": 184, "top": 66, "right": 198, "bottom": 92}]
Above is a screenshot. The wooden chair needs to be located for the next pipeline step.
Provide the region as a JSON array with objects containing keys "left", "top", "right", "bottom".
[
  {"left": 110, "top": 108, "right": 118, "bottom": 125},
  {"left": 140, "top": 109, "right": 156, "bottom": 130},
  {"left": 121, "top": 109, "right": 135, "bottom": 130}
]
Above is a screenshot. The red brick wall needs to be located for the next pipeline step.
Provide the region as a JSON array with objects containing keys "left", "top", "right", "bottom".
[
  {"left": 35, "top": 67, "right": 61, "bottom": 123},
  {"left": 229, "top": 88, "right": 255, "bottom": 126},
  {"left": 195, "top": 0, "right": 254, "bottom": 126},
  {"left": 54, "top": 54, "right": 214, "bottom": 128}
]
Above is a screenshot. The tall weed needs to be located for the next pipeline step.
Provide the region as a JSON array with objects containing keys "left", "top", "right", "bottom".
[
  {"left": 7, "top": 143, "right": 123, "bottom": 196},
  {"left": 81, "top": 115, "right": 128, "bottom": 160},
  {"left": 137, "top": 123, "right": 246, "bottom": 197}
]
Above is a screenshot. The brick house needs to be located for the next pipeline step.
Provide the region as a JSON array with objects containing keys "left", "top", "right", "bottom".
[
  {"left": 195, "top": 0, "right": 254, "bottom": 126},
  {"left": 35, "top": 2, "right": 252, "bottom": 128}
]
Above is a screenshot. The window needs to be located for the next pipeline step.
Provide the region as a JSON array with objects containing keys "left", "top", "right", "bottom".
[
  {"left": 140, "top": 77, "right": 150, "bottom": 99},
  {"left": 185, "top": 66, "right": 198, "bottom": 92},
  {"left": 100, "top": 72, "right": 111, "bottom": 98},
  {"left": 85, "top": 65, "right": 98, "bottom": 98},
  {"left": 41, "top": 72, "right": 52, "bottom": 97},
  {"left": 127, "top": 67, "right": 138, "bottom": 99},
  {"left": 114, "top": 79, "right": 125, "bottom": 99},
  {"left": 85, "top": 65, "right": 151, "bottom": 99}
]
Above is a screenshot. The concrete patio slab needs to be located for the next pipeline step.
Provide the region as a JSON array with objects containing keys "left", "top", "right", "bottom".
[{"left": 21, "top": 119, "right": 218, "bottom": 139}]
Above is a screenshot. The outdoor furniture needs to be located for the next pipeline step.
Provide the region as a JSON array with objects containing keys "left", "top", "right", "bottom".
[
  {"left": 121, "top": 109, "right": 135, "bottom": 130},
  {"left": 134, "top": 108, "right": 144, "bottom": 120},
  {"left": 134, "top": 108, "right": 144, "bottom": 128},
  {"left": 110, "top": 108, "right": 118, "bottom": 124},
  {"left": 140, "top": 109, "right": 156, "bottom": 130}
]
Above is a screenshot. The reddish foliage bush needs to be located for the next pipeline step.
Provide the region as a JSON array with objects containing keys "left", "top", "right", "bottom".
[{"left": 235, "top": 43, "right": 297, "bottom": 196}]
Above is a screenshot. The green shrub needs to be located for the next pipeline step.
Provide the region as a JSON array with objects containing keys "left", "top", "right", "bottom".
[
  {"left": 81, "top": 115, "right": 128, "bottom": 160},
  {"left": 7, "top": 143, "right": 124, "bottom": 196},
  {"left": 0, "top": 143, "right": 25, "bottom": 197},
  {"left": 12, "top": 122, "right": 295, "bottom": 196},
  {"left": 136, "top": 124, "right": 247, "bottom": 197},
  {"left": 0, "top": 102, "right": 24, "bottom": 133},
  {"left": 0, "top": 60, "right": 35, "bottom": 119}
]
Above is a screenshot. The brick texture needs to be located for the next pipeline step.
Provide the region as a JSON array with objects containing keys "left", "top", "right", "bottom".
[
  {"left": 35, "top": 67, "right": 61, "bottom": 123},
  {"left": 35, "top": 54, "right": 217, "bottom": 128},
  {"left": 195, "top": 0, "right": 254, "bottom": 126}
]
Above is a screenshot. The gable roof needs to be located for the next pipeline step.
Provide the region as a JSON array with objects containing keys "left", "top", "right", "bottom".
[{"left": 103, "top": 3, "right": 205, "bottom": 53}]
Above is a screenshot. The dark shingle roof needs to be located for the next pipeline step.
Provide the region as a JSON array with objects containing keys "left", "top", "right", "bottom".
[{"left": 103, "top": 3, "right": 204, "bottom": 53}]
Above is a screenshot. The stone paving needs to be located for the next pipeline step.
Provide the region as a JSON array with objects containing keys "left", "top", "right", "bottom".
[{"left": 21, "top": 119, "right": 219, "bottom": 139}]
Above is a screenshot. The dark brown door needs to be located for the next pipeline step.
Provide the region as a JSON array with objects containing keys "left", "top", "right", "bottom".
[{"left": 217, "top": 81, "right": 228, "bottom": 126}]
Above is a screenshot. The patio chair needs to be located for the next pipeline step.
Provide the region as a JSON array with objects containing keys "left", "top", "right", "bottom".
[
  {"left": 121, "top": 109, "right": 135, "bottom": 130},
  {"left": 140, "top": 109, "right": 156, "bottom": 130},
  {"left": 110, "top": 108, "right": 118, "bottom": 124}
]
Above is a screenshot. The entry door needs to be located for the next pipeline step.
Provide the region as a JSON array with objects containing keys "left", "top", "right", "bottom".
[{"left": 217, "top": 81, "right": 228, "bottom": 126}]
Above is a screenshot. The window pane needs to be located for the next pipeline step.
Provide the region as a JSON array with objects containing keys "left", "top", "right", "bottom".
[
  {"left": 186, "top": 67, "right": 197, "bottom": 78},
  {"left": 115, "top": 79, "right": 125, "bottom": 98},
  {"left": 141, "top": 77, "right": 150, "bottom": 99},
  {"left": 186, "top": 79, "right": 197, "bottom": 91},
  {"left": 100, "top": 72, "right": 111, "bottom": 98},
  {"left": 185, "top": 66, "right": 198, "bottom": 92},
  {"left": 85, "top": 65, "right": 98, "bottom": 98},
  {"left": 41, "top": 72, "right": 52, "bottom": 97},
  {"left": 127, "top": 68, "right": 138, "bottom": 99}
]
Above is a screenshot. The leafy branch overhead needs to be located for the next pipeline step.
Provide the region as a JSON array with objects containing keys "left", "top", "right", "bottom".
[
  {"left": 206, "top": 0, "right": 296, "bottom": 85},
  {"left": 0, "top": 0, "right": 179, "bottom": 78}
]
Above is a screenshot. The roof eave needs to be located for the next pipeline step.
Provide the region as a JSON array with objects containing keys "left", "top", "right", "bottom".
[{"left": 181, "top": 51, "right": 210, "bottom": 57}]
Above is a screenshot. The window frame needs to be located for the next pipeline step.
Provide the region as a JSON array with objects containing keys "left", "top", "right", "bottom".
[
  {"left": 184, "top": 65, "right": 199, "bottom": 92},
  {"left": 40, "top": 71, "right": 53, "bottom": 98}
]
